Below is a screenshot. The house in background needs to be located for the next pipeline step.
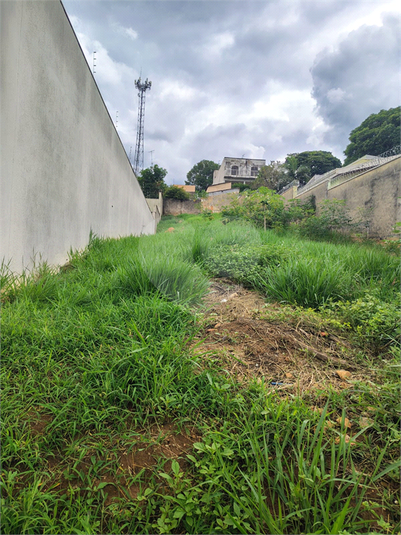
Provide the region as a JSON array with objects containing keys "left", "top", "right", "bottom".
[
  {"left": 173, "top": 185, "right": 196, "bottom": 193},
  {"left": 206, "top": 182, "right": 239, "bottom": 195},
  {"left": 212, "top": 157, "right": 266, "bottom": 186}
]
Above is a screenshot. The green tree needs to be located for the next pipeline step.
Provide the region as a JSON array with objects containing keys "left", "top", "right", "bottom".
[
  {"left": 186, "top": 160, "right": 219, "bottom": 191},
  {"left": 284, "top": 151, "right": 341, "bottom": 185},
  {"left": 284, "top": 155, "right": 299, "bottom": 181},
  {"left": 221, "top": 187, "right": 287, "bottom": 230},
  {"left": 163, "top": 185, "right": 190, "bottom": 201},
  {"left": 251, "top": 163, "right": 291, "bottom": 192},
  {"left": 344, "top": 107, "right": 401, "bottom": 165},
  {"left": 138, "top": 165, "right": 167, "bottom": 198}
]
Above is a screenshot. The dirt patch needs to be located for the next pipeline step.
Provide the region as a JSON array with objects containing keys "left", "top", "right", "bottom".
[
  {"left": 119, "top": 422, "right": 199, "bottom": 476},
  {"left": 196, "top": 280, "right": 371, "bottom": 394},
  {"left": 41, "top": 422, "right": 201, "bottom": 507},
  {"left": 23, "top": 410, "right": 53, "bottom": 436}
]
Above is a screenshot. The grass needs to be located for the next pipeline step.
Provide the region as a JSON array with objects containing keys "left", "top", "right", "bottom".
[{"left": 1, "top": 215, "right": 400, "bottom": 534}]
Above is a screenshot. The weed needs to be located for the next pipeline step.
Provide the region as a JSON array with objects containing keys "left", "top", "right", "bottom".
[{"left": 1, "top": 215, "right": 399, "bottom": 534}]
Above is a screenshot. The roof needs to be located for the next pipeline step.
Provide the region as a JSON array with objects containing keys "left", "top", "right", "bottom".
[
  {"left": 222, "top": 157, "right": 265, "bottom": 162},
  {"left": 172, "top": 185, "right": 196, "bottom": 193},
  {"left": 206, "top": 182, "right": 233, "bottom": 193}
]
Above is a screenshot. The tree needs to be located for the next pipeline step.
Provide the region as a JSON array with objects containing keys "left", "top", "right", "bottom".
[
  {"left": 186, "top": 160, "right": 219, "bottom": 191},
  {"left": 284, "top": 155, "right": 299, "bottom": 181},
  {"left": 163, "top": 185, "right": 190, "bottom": 201},
  {"left": 344, "top": 107, "right": 400, "bottom": 165},
  {"left": 284, "top": 151, "right": 342, "bottom": 185},
  {"left": 252, "top": 163, "right": 292, "bottom": 192},
  {"left": 221, "top": 187, "right": 287, "bottom": 230},
  {"left": 137, "top": 165, "right": 167, "bottom": 198}
]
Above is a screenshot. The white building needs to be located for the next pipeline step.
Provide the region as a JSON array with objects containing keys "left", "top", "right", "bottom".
[{"left": 213, "top": 157, "right": 266, "bottom": 185}]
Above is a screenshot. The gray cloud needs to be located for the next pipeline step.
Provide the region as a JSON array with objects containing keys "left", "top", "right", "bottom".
[
  {"left": 63, "top": 0, "right": 401, "bottom": 179},
  {"left": 311, "top": 13, "right": 401, "bottom": 153}
]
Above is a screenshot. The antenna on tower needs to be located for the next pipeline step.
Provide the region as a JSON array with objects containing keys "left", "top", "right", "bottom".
[
  {"left": 93, "top": 51, "right": 96, "bottom": 74},
  {"left": 133, "top": 77, "right": 152, "bottom": 176},
  {"left": 115, "top": 110, "right": 118, "bottom": 130},
  {"left": 148, "top": 150, "right": 154, "bottom": 167}
]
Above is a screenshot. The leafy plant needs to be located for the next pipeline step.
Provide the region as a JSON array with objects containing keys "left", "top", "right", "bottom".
[
  {"left": 298, "top": 199, "right": 355, "bottom": 240},
  {"left": 324, "top": 294, "right": 400, "bottom": 350},
  {"left": 164, "top": 185, "right": 191, "bottom": 201}
]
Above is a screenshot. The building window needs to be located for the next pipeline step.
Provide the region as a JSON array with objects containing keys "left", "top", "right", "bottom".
[
  {"left": 231, "top": 165, "right": 238, "bottom": 176},
  {"left": 251, "top": 166, "right": 258, "bottom": 177}
]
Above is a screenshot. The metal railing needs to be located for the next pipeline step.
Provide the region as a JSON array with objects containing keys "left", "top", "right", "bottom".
[{"left": 297, "top": 145, "right": 400, "bottom": 195}]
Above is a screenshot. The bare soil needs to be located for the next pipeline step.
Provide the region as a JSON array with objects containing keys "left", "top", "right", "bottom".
[{"left": 195, "top": 279, "right": 374, "bottom": 394}]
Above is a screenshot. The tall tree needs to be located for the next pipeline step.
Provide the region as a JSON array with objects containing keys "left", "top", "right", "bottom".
[
  {"left": 252, "top": 163, "right": 291, "bottom": 192},
  {"left": 186, "top": 160, "right": 219, "bottom": 191},
  {"left": 137, "top": 165, "right": 167, "bottom": 198},
  {"left": 284, "top": 151, "right": 342, "bottom": 185},
  {"left": 344, "top": 107, "right": 400, "bottom": 165}
]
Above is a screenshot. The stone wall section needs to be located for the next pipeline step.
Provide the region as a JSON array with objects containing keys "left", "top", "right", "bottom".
[
  {"left": 286, "top": 157, "right": 401, "bottom": 237},
  {"left": 163, "top": 199, "right": 202, "bottom": 215},
  {"left": 201, "top": 191, "right": 240, "bottom": 212}
]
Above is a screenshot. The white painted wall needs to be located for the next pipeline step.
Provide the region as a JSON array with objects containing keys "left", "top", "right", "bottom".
[{"left": 1, "top": 0, "right": 155, "bottom": 273}]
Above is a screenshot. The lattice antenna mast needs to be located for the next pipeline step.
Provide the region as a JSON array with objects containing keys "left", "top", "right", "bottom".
[{"left": 133, "top": 77, "right": 152, "bottom": 176}]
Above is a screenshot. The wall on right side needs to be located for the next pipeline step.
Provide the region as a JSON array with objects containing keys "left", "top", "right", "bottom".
[{"left": 293, "top": 157, "right": 401, "bottom": 237}]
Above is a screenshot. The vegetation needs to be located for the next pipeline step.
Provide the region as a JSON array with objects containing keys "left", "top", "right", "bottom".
[
  {"left": 285, "top": 151, "right": 342, "bottom": 185},
  {"left": 344, "top": 107, "right": 401, "bottom": 165},
  {"left": 252, "top": 163, "right": 290, "bottom": 192},
  {"left": 185, "top": 160, "right": 219, "bottom": 191},
  {"left": 1, "top": 215, "right": 400, "bottom": 534},
  {"left": 163, "top": 185, "right": 191, "bottom": 201},
  {"left": 138, "top": 165, "right": 167, "bottom": 198}
]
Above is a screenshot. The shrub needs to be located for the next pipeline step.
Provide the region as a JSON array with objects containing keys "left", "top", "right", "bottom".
[
  {"left": 164, "top": 186, "right": 191, "bottom": 201},
  {"left": 298, "top": 199, "right": 354, "bottom": 240},
  {"left": 222, "top": 188, "right": 315, "bottom": 231},
  {"left": 203, "top": 243, "right": 289, "bottom": 281},
  {"left": 324, "top": 294, "right": 400, "bottom": 350},
  {"left": 221, "top": 188, "right": 287, "bottom": 230}
]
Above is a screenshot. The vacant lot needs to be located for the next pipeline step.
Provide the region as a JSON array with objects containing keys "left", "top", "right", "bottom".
[{"left": 1, "top": 214, "right": 400, "bottom": 534}]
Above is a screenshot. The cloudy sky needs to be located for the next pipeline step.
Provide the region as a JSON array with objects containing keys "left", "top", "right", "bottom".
[{"left": 62, "top": 0, "right": 400, "bottom": 184}]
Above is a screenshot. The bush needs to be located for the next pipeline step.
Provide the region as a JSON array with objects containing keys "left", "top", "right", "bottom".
[
  {"left": 298, "top": 199, "right": 354, "bottom": 240},
  {"left": 324, "top": 295, "right": 400, "bottom": 351},
  {"left": 222, "top": 188, "right": 315, "bottom": 231},
  {"left": 203, "top": 243, "right": 289, "bottom": 281},
  {"left": 221, "top": 188, "right": 287, "bottom": 230},
  {"left": 164, "top": 186, "right": 191, "bottom": 201}
]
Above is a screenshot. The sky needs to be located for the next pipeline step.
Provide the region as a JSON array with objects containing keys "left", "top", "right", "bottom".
[{"left": 62, "top": 0, "right": 401, "bottom": 184}]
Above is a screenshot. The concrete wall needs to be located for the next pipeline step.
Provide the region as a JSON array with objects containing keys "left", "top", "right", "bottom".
[
  {"left": 294, "top": 157, "right": 401, "bottom": 237},
  {"left": 163, "top": 199, "right": 202, "bottom": 216},
  {"left": 327, "top": 157, "right": 401, "bottom": 237},
  {"left": 1, "top": 0, "right": 155, "bottom": 273},
  {"left": 202, "top": 191, "right": 240, "bottom": 212},
  {"left": 281, "top": 184, "right": 298, "bottom": 201},
  {"left": 146, "top": 193, "right": 163, "bottom": 226}
]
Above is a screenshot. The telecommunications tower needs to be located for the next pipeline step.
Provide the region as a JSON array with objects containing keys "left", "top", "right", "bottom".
[{"left": 133, "top": 77, "right": 152, "bottom": 175}]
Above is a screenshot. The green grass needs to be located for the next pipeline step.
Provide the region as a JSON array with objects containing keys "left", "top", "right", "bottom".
[{"left": 1, "top": 215, "right": 400, "bottom": 534}]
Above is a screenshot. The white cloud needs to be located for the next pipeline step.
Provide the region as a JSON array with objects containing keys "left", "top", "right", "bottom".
[
  {"left": 158, "top": 79, "right": 199, "bottom": 101},
  {"left": 203, "top": 32, "right": 235, "bottom": 57},
  {"left": 113, "top": 22, "right": 138, "bottom": 40}
]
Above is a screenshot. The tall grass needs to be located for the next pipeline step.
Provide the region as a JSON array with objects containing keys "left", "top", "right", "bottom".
[
  {"left": 250, "top": 257, "right": 357, "bottom": 308},
  {"left": 1, "top": 216, "right": 400, "bottom": 534}
]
